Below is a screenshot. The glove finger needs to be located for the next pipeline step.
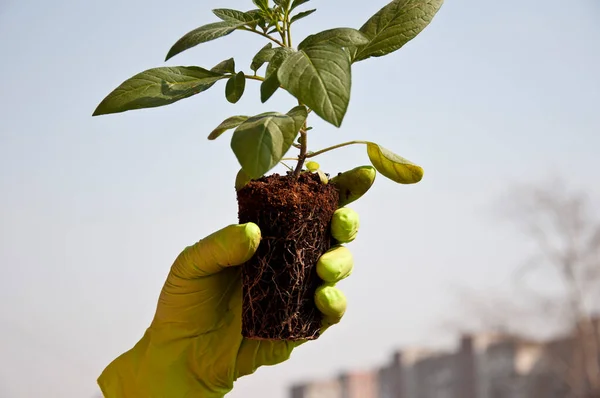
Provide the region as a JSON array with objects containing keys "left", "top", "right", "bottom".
[
  {"left": 172, "top": 223, "right": 261, "bottom": 279},
  {"left": 236, "top": 338, "right": 295, "bottom": 378},
  {"left": 331, "top": 208, "right": 359, "bottom": 243},
  {"left": 316, "top": 246, "right": 353, "bottom": 283},
  {"left": 315, "top": 284, "right": 347, "bottom": 323},
  {"left": 330, "top": 166, "right": 376, "bottom": 207}
]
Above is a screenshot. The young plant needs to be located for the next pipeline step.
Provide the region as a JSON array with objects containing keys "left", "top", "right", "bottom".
[{"left": 93, "top": 0, "right": 443, "bottom": 340}]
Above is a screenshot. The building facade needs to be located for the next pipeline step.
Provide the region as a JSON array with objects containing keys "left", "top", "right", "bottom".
[
  {"left": 339, "top": 371, "right": 379, "bottom": 398},
  {"left": 290, "top": 322, "right": 600, "bottom": 398},
  {"left": 290, "top": 379, "right": 341, "bottom": 398},
  {"left": 290, "top": 371, "right": 378, "bottom": 398}
]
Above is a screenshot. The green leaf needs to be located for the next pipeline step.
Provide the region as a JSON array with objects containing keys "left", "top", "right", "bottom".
[
  {"left": 366, "top": 142, "right": 423, "bottom": 184},
  {"left": 266, "top": 47, "right": 295, "bottom": 77},
  {"left": 251, "top": 43, "right": 275, "bottom": 72},
  {"left": 235, "top": 168, "right": 252, "bottom": 190},
  {"left": 212, "top": 9, "right": 258, "bottom": 23},
  {"left": 211, "top": 58, "right": 236, "bottom": 74},
  {"left": 260, "top": 48, "right": 295, "bottom": 103},
  {"left": 286, "top": 105, "right": 308, "bottom": 132},
  {"left": 260, "top": 74, "right": 280, "bottom": 103},
  {"left": 245, "top": 9, "right": 267, "bottom": 28},
  {"left": 298, "top": 28, "right": 370, "bottom": 50},
  {"left": 226, "top": 72, "right": 246, "bottom": 104},
  {"left": 231, "top": 112, "right": 298, "bottom": 178},
  {"left": 273, "top": 0, "right": 291, "bottom": 9},
  {"left": 353, "top": 0, "right": 444, "bottom": 62},
  {"left": 165, "top": 21, "right": 245, "bottom": 61},
  {"left": 317, "top": 169, "right": 329, "bottom": 184},
  {"left": 93, "top": 67, "right": 226, "bottom": 116},
  {"left": 305, "top": 161, "right": 319, "bottom": 172},
  {"left": 291, "top": 0, "right": 310, "bottom": 11},
  {"left": 252, "top": 0, "right": 269, "bottom": 11},
  {"left": 278, "top": 44, "right": 351, "bottom": 127},
  {"left": 290, "top": 9, "right": 316, "bottom": 23},
  {"left": 208, "top": 115, "right": 248, "bottom": 140}
]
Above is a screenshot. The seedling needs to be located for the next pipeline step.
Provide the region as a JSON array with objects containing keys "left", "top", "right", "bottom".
[{"left": 93, "top": 0, "right": 443, "bottom": 340}]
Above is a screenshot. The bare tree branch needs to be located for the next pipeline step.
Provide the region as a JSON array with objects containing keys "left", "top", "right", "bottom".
[{"left": 452, "top": 177, "right": 600, "bottom": 397}]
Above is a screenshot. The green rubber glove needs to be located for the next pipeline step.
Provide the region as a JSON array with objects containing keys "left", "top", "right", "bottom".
[{"left": 97, "top": 166, "right": 375, "bottom": 398}]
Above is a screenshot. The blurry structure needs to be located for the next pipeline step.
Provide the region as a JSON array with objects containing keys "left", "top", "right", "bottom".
[
  {"left": 478, "top": 335, "right": 545, "bottom": 398},
  {"left": 289, "top": 321, "right": 600, "bottom": 398},
  {"left": 412, "top": 336, "right": 477, "bottom": 398},
  {"left": 290, "top": 371, "right": 379, "bottom": 398},
  {"left": 340, "top": 371, "right": 379, "bottom": 398},
  {"left": 290, "top": 379, "right": 342, "bottom": 398},
  {"left": 379, "top": 349, "right": 434, "bottom": 398}
]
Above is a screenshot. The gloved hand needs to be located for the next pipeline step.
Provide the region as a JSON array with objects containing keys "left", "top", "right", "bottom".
[{"left": 97, "top": 166, "right": 376, "bottom": 398}]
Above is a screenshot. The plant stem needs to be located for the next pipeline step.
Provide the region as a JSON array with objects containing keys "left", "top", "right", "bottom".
[
  {"left": 245, "top": 74, "right": 266, "bottom": 82},
  {"left": 280, "top": 161, "right": 293, "bottom": 171},
  {"left": 293, "top": 127, "right": 308, "bottom": 177},
  {"left": 275, "top": 8, "right": 287, "bottom": 47},
  {"left": 239, "top": 27, "right": 285, "bottom": 47},
  {"left": 276, "top": 22, "right": 286, "bottom": 46},
  {"left": 284, "top": 6, "right": 292, "bottom": 48},
  {"left": 305, "top": 140, "right": 370, "bottom": 158}
]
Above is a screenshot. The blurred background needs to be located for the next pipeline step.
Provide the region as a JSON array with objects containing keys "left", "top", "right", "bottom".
[{"left": 1, "top": 0, "right": 599, "bottom": 397}]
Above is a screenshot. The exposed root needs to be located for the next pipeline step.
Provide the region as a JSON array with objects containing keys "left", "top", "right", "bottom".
[{"left": 237, "top": 172, "right": 339, "bottom": 340}]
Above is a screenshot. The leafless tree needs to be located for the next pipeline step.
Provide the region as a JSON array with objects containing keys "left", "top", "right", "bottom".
[
  {"left": 445, "top": 179, "right": 600, "bottom": 397},
  {"left": 504, "top": 179, "right": 600, "bottom": 396}
]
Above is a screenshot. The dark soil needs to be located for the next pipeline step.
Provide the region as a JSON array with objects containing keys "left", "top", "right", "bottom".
[{"left": 237, "top": 172, "right": 339, "bottom": 340}]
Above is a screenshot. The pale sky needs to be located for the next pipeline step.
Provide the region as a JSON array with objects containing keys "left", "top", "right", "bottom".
[{"left": 1, "top": 0, "right": 599, "bottom": 397}]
